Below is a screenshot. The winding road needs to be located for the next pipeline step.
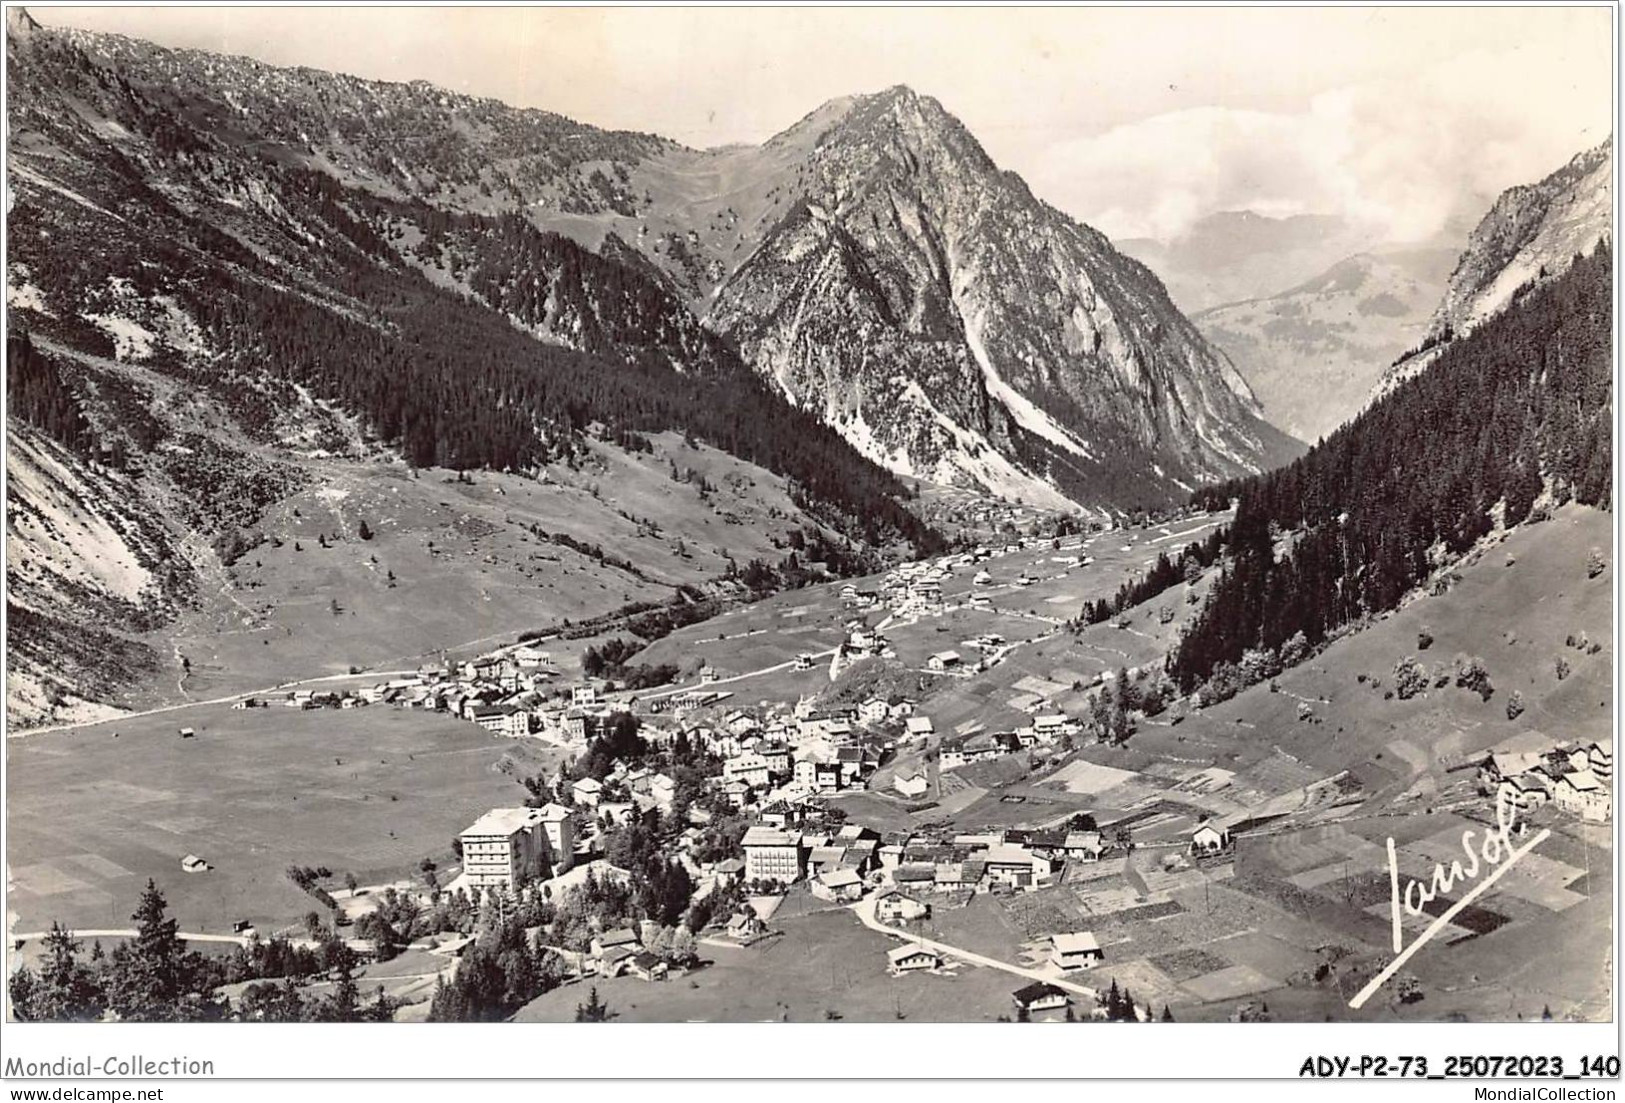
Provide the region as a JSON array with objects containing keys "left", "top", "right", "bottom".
[
  {"left": 638, "top": 646, "right": 841, "bottom": 701},
  {"left": 10, "top": 928, "right": 252, "bottom": 947},
  {"left": 848, "top": 895, "right": 1098, "bottom": 1000}
]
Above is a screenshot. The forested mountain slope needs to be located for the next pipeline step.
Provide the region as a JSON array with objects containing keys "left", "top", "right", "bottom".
[{"left": 1176, "top": 240, "right": 1612, "bottom": 695}]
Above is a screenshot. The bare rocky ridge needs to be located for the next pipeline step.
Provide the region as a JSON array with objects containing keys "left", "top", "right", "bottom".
[{"left": 1372, "top": 139, "right": 1613, "bottom": 402}]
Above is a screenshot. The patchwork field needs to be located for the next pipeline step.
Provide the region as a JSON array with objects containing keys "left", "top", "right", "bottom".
[{"left": 1046, "top": 759, "right": 1140, "bottom": 796}]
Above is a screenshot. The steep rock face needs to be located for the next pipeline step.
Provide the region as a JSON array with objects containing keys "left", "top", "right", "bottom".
[
  {"left": 1196, "top": 247, "right": 1457, "bottom": 442},
  {"left": 707, "top": 88, "right": 1299, "bottom": 510},
  {"left": 1373, "top": 139, "right": 1612, "bottom": 400}
]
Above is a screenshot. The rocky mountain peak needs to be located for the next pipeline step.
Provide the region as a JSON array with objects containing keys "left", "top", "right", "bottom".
[
  {"left": 6, "top": 10, "right": 1299, "bottom": 515},
  {"left": 708, "top": 88, "right": 1297, "bottom": 510}
]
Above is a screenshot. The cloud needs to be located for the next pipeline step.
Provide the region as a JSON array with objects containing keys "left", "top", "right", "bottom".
[{"left": 1033, "top": 40, "right": 1612, "bottom": 244}]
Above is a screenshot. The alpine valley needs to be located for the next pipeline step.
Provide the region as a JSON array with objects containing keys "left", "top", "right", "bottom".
[{"left": 3, "top": 8, "right": 1616, "bottom": 1031}]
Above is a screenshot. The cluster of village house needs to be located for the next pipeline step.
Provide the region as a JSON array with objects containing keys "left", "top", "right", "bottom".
[
  {"left": 246, "top": 524, "right": 1107, "bottom": 752},
  {"left": 736, "top": 819, "right": 1106, "bottom": 899},
  {"left": 449, "top": 685, "right": 1091, "bottom": 868},
  {"left": 452, "top": 791, "right": 1120, "bottom": 1007},
  {"left": 256, "top": 612, "right": 1087, "bottom": 814},
  {"left": 1477, "top": 737, "right": 1613, "bottom": 822},
  {"left": 859, "top": 540, "right": 1088, "bottom": 654}
]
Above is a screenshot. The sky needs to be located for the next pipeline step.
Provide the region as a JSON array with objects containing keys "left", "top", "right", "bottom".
[{"left": 32, "top": 6, "right": 1615, "bottom": 244}]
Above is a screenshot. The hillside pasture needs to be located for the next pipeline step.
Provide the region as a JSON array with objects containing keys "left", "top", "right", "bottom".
[
  {"left": 6, "top": 703, "right": 557, "bottom": 937},
  {"left": 157, "top": 431, "right": 827, "bottom": 701},
  {"left": 513, "top": 907, "right": 1024, "bottom": 1023},
  {"left": 1131, "top": 506, "right": 1612, "bottom": 801}
]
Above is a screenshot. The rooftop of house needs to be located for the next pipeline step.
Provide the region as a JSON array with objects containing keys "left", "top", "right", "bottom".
[
  {"left": 741, "top": 826, "right": 798, "bottom": 848},
  {"left": 1052, "top": 931, "right": 1101, "bottom": 953},
  {"left": 461, "top": 807, "right": 545, "bottom": 837},
  {"left": 1562, "top": 769, "right": 1604, "bottom": 792},
  {"left": 887, "top": 944, "right": 937, "bottom": 964},
  {"left": 818, "top": 869, "right": 863, "bottom": 887},
  {"left": 1012, "top": 981, "right": 1067, "bottom": 1004},
  {"left": 980, "top": 844, "right": 1041, "bottom": 867},
  {"left": 1490, "top": 751, "right": 1547, "bottom": 776}
]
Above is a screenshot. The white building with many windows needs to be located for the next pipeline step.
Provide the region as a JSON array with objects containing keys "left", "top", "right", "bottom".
[
  {"left": 741, "top": 826, "right": 804, "bottom": 885},
  {"left": 459, "top": 804, "right": 574, "bottom": 889}
]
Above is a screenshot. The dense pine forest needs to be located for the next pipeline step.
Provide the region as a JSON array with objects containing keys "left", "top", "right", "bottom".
[
  {"left": 1171, "top": 241, "right": 1613, "bottom": 694},
  {"left": 6, "top": 331, "right": 93, "bottom": 456},
  {"left": 375, "top": 201, "right": 726, "bottom": 374}
]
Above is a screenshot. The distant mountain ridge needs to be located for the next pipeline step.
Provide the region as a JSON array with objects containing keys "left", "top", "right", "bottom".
[
  {"left": 1195, "top": 246, "right": 1458, "bottom": 442},
  {"left": 1118, "top": 211, "right": 1380, "bottom": 314},
  {"left": 19, "top": 18, "right": 1300, "bottom": 510}
]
